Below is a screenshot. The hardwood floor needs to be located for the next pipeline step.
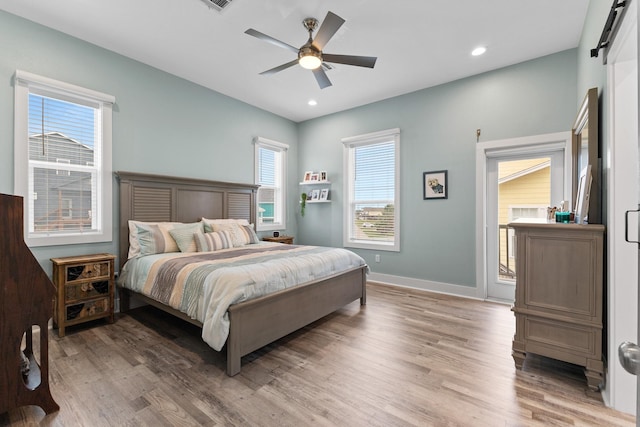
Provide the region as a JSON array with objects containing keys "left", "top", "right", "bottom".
[{"left": 1, "top": 283, "right": 635, "bottom": 426}]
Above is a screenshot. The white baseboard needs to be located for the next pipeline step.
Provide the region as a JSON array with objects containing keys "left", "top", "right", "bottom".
[{"left": 367, "top": 272, "right": 484, "bottom": 300}]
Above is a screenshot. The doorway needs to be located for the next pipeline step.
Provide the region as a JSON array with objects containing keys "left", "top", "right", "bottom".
[
  {"left": 486, "top": 150, "right": 565, "bottom": 301},
  {"left": 475, "top": 132, "right": 572, "bottom": 301}
]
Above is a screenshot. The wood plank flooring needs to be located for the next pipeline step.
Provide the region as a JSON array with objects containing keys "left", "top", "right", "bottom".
[{"left": 1, "top": 283, "right": 635, "bottom": 426}]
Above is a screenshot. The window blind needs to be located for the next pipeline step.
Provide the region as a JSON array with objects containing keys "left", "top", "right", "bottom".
[
  {"left": 343, "top": 128, "right": 400, "bottom": 251},
  {"left": 27, "top": 92, "right": 101, "bottom": 235}
]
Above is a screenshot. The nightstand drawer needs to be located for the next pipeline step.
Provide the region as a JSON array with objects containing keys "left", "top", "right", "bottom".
[
  {"left": 65, "top": 297, "right": 109, "bottom": 322},
  {"left": 65, "top": 280, "right": 110, "bottom": 302},
  {"left": 65, "top": 261, "right": 111, "bottom": 282}
]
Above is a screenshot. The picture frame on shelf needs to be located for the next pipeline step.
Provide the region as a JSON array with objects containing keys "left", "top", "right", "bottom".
[
  {"left": 320, "top": 171, "right": 328, "bottom": 181},
  {"left": 311, "top": 189, "right": 320, "bottom": 201},
  {"left": 320, "top": 189, "right": 329, "bottom": 201},
  {"left": 303, "top": 171, "right": 313, "bottom": 182},
  {"left": 310, "top": 173, "right": 320, "bottom": 182},
  {"left": 423, "top": 170, "right": 448, "bottom": 200}
]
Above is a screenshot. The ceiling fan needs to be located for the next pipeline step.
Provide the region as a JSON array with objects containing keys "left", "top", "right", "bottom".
[{"left": 245, "top": 11, "right": 377, "bottom": 89}]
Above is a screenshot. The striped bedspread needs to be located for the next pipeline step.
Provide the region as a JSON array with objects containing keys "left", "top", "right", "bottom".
[{"left": 118, "top": 243, "right": 367, "bottom": 350}]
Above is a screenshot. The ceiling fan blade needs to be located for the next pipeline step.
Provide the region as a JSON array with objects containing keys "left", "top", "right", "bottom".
[
  {"left": 312, "top": 67, "right": 332, "bottom": 89},
  {"left": 312, "top": 11, "right": 345, "bottom": 51},
  {"left": 323, "top": 53, "right": 377, "bottom": 68},
  {"left": 245, "top": 28, "right": 299, "bottom": 54},
  {"left": 260, "top": 59, "right": 299, "bottom": 76}
]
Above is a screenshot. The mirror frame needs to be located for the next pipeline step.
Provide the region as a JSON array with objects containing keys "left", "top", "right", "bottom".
[{"left": 572, "top": 87, "right": 600, "bottom": 224}]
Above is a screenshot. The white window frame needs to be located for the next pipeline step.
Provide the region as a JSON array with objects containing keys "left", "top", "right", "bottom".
[
  {"left": 254, "top": 136, "right": 288, "bottom": 232},
  {"left": 14, "top": 70, "right": 114, "bottom": 247},
  {"left": 342, "top": 128, "right": 400, "bottom": 252}
]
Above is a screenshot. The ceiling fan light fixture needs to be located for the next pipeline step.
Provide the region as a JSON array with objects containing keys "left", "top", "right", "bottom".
[{"left": 298, "top": 47, "right": 322, "bottom": 70}]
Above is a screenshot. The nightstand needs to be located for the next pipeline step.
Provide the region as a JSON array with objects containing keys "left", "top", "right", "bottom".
[
  {"left": 263, "top": 235, "right": 294, "bottom": 244},
  {"left": 51, "top": 253, "right": 116, "bottom": 337}
]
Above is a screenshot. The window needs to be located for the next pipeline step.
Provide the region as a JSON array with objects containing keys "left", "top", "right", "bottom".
[
  {"left": 342, "top": 128, "right": 400, "bottom": 251},
  {"left": 254, "top": 137, "right": 288, "bottom": 231},
  {"left": 14, "top": 70, "right": 114, "bottom": 246},
  {"left": 506, "top": 205, "right": 547, "bottom": 258}
]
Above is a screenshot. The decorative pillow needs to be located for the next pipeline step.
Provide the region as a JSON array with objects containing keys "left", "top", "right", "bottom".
[
  {"left": 135, "top": 222, "right": 181, "bottom": 256},
  {"left": 201, "top": 217, "right": 250, "bottom": 233},
  {"left": 211, "top": 223, "right": 259, "bottom": 246},
  {"left": 194, "top": 230, "right": 233, "bottom": 252},
  {"left": 168, "top": 222, "right": 204, "bottom": 253},
  {"left": 128, "top": 220, "right": 180, "bottom": 259},
  {"left": 238, "top": 224, "right": 260, "bottom": 244}
]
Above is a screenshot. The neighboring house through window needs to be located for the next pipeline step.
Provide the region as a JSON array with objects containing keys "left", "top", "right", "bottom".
[
  {"left": 254, "top": 137, "right": 288, "bottom": 231},
  {"left": 342, "top": 128, "right": 400, "bottom": 251},
  {"left": 14, "top": 70, "right": 114, "bottom": 246}
]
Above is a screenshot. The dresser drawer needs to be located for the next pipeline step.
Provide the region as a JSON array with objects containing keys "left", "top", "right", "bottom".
[
  {"left": 65, "top": 297, "right": 109, "bottom": 322},
  {"left": 524, "top": 316, "right": 598, "bottom": 362},
  {"left": 65, "top": 280, "right": 110, "bottom": 302},
  {"left": 65, "top": 261, "right": 111, "bottom": 282}
]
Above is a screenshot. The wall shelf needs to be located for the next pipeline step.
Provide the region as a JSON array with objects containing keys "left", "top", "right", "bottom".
[
  {"left": 299, "top": 181, "right": 331, "bottom": 185},
  {"left": 300, "top": 180, "right": 331, "bottom": 203}
]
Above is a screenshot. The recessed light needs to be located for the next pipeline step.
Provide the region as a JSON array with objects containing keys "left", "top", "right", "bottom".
[
  {"left": 308, "top": 99, "right": 317, "bottom": 106},
  {"left": 472, "top": 46, "right": 487, "bottom": 56}
]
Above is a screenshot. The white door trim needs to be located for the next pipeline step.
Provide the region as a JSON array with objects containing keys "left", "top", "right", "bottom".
[
  {"left": 603, "top": 0, "right": 638, "bottom": 414},
  {"left": 475, "top": 132, "right": 572, "bottom": 300}
]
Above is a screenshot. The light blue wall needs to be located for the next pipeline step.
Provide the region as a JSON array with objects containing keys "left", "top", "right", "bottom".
[
  {"left": 298, "top": 50, "right": 578, "bottom": 287},
  {"left": 576, "top": 0, "right": 612, "bottom": 227},
  {"left": 0, "top": 10, "right": 298, "bottom": 274},
  {"left": 0, "top": 8, "right": 582, "bottom": 289}
]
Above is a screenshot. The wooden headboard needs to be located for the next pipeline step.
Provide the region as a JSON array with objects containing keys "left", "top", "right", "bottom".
[{"left": 115, "top": 171, "right": 258, "bottom": 270}]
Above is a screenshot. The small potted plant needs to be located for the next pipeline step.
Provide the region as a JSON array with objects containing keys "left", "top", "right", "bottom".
[{"left": 300, "top": 192, "right": 307, "bottom": 216}]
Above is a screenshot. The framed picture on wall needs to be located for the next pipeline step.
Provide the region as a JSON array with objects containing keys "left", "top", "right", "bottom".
[{"left": 423, "top": 170, "right": 448, "bottom": 200}]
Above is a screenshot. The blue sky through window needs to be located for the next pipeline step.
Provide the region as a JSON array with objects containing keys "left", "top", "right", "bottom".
[{"left": 29, "top": 94, "right": 95, "bottom": 147}]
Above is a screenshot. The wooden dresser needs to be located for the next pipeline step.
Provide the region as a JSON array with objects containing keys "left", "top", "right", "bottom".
[
  {"left": 509, "top": 220, "right": 604, "bottom": 390},
  {"left": 51, "top": 253, "right": 116, "bottom": 337}
]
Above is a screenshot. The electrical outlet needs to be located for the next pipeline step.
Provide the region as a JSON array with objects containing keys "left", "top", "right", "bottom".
[{"left": 375, "top": 254, "right": 381, "bottom": 263}]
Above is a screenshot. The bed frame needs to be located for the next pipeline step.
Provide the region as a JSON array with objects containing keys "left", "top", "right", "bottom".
[{"left": 116, "top": 171, "right": 367, "bottom": 376}]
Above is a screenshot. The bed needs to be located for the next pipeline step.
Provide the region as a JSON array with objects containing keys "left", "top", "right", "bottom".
[{"left": 116, "top": 171, "right": 368, "bottom": 376}]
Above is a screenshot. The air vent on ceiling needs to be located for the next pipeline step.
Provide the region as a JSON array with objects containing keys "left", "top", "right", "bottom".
[{"left": 200, "top": 0, "right": 234, "bottom": 12}]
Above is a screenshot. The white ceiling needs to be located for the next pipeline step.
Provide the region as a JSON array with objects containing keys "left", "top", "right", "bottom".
[{"left": 0, "top": 0, "right": 589, "bottom": 123}]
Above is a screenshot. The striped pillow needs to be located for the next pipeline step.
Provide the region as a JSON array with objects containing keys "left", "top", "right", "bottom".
[
  {"left": 128, "top": 220, "right": 182, "bottom": 258},
  {"left": 168, "top": 222, "right": 204, "bottom": 253},
  {"left": 194, "top": 230, "right": 232, "bottom": 252},
  {"left": 201, "top": 217, "right": 250, "bottom": 233},
  {"left": 135, "top": 222, "right": 181, "bottom": 256},
  {"left": 238, "top": 224, "right": 260, "bottom": 244},
  {"left": 211, "top": 223, "right": 259, "bottom": 246}
]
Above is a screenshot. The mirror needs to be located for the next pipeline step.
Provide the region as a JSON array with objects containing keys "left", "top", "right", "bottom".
[{"left": 572, "top": 87, "right": 600, "bottom": 224}]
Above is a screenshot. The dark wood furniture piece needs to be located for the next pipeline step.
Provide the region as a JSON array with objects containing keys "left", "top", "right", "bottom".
[
  {"left": 509, "top": 220, "right": 605, "bottom": 390},
  {"left": 0, "top": 193, "right": 59, "bottom": 415},
  {"left": 262, "top": 235, "right": 294, "bottom": 244},
  {"left": 116, "top": 171, "right": 367, "bottom": 376},
  {"left": 51, "top": 253, "right": 116, "bottom": 337}
]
